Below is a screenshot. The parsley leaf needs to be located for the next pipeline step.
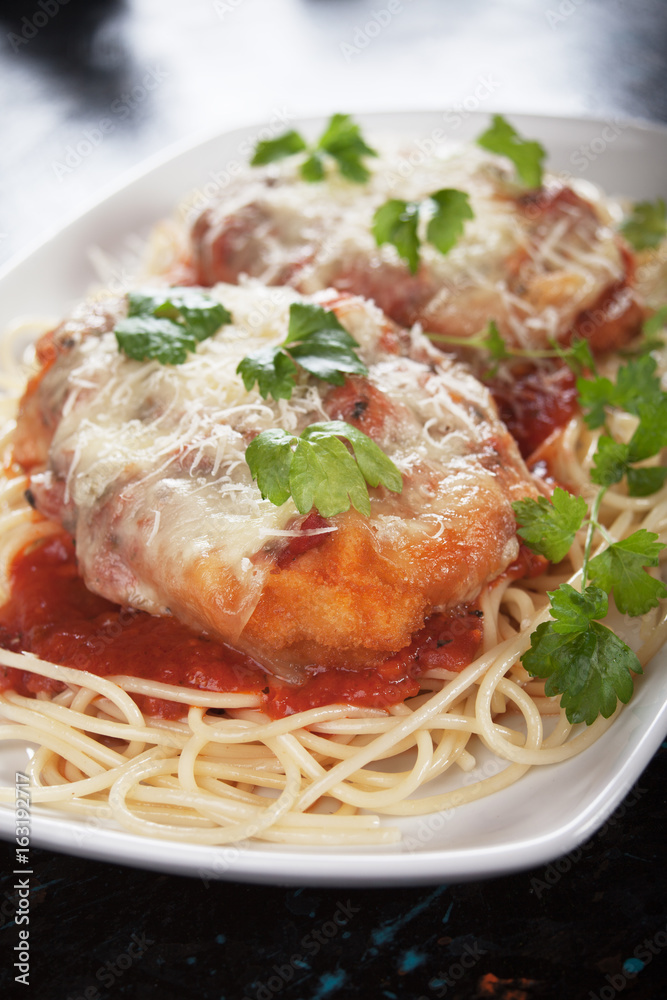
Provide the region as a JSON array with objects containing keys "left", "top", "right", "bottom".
[
  {"left": 476, "top": 114, "right": 546, "bottom": 189},
  {"left": 237, "top": 346, "right": 298, "bottom": 401},
  {"left": 522, "top": 583, "right": 641, "bottom": 724},
  {"left": 522, "top": 611, "right": 640, "bottom": 725},
  {"left": 628, "top": 397, "right": 667, "bottom": 464},
  {"left": 549, "top": 582, "right": 608, "bottom": 631},
  {"left": 372, "top": 199, "right": 421, "bottom": 273},
  {"left": 478, "top": 319, "right": 512, "bottom": 376},
  {"left": 515, "top": 321, "right": 667, "bottom": 725},
  {"left": 300, "top": 153, "right": 325, "bottom": 182},
  {"left": 579, "top": 354, "right": 667, "bottom": 495},
  {"left": 513, "top": 487, "right": 587, "bottom": 564},
  {"left": 284, "top": 302, "right": 355, "bottom": 345},
  {"left": 626, "top": 466, "right": 667, "bottom": 497},
  {"left": 590, "top": 436, "right": 630, "bottom": 487},
  {"left": 237, "top": 303, "right": 368, "bottom": 401},
  {"left": 555, "top": 337, "right": 596, "bottom": 378},
  {"left": 482, "top": 320, "right": 509, "bottom": 360},
  {"left": 615, "top": 356, "right": 664, "bottom": 416},
  {"left": 115, "top": 287, "right": 231, "bottom": 364},
  {"left": 316, "top": 113, "right": 378, "bottom": 183},
  {"left": 426, "top": 323, "right": 595, "bottom": 378},
  {"left": 126, "top": 288, "right": 231, "bottom": 341},
  {"left": 245, "top": 420, "right": 402, "bottom": 517},
  {"left": 303, "top": 421, "right": 403, "bottom": 493},
  {"left": 578, "top": 355, "right": 664, "bottom": 428},
  {"left": 115, "top": 316, "right": 196, "bottom": 366},
  {"left": 620, "top": 308, "right": 667, "bottom": 358},
  {"left": 244, "top": 428, "right": 294, "bottom": 507},
  {"left": 250, "top": 114, "right": 377, "bottom": 184},
  {"left": 620, "top": 198, "right": 667, "bottom": 251},
  {"left": 643, "top": 306, "right": 667, "bottom": 342},
  {"left": 588, "top": 529, "right": 667, "bottom": 616},
  {"left": 576, "top": 373, "right": 616, "bottom": 429},
  {"left": 426, "top": 189, "right": 474, "bottom": 256},
  {"left": 290, "top": 435, "right": 370, "bottom": 517},
  {"left": 251, "top": 130, "right": 308, "bottom": 166},
  {"left": 372, "top": 189, "right": 473, "bottom": 274},
  {"left": 285, "top": 304, "right": 368, "bottom": 384}
]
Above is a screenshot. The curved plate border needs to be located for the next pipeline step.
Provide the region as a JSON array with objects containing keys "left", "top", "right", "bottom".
[{"left": 1, "top": 110, "right": 666, "bottom": 885}]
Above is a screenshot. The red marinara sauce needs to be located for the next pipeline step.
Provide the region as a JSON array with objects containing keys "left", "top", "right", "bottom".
[
  {"left": 0, "top": 532, "right": 484, "bottom": 720},
  {"left": 489, "top": 363, "right": 580, "bottom": 460}
]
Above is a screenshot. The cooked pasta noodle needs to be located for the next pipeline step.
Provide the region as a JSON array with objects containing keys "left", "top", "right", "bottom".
[
  {"left": 1, "top": 394, "right": 666, "bottom": 845},
  {"left": 1, "top": 144, "right": 667, "bottom": 850}
]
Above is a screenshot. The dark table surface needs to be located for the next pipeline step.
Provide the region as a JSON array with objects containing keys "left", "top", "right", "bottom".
[{"left": 1, "top": 2, "right": 667, "bottom": 998}]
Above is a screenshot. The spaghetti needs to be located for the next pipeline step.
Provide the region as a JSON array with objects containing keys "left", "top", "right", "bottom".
[{"left": 1, "top": 135, "right": 667, "bottom": 850}]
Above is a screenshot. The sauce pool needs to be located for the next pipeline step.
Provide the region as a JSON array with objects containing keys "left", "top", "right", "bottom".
[
  {"left": 489, "top": 363, "right": 579, "bottom": 459},
  {"left": 0, "top": 533, "right": 483, "bottom": 719}
]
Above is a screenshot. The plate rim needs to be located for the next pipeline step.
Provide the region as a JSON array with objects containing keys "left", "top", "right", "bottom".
[
  {"left": 2, "top": 105, "right": 666, "bottom": 282},
  {"left": 1, "top": 108, "right": 666, "bottom": 885}
]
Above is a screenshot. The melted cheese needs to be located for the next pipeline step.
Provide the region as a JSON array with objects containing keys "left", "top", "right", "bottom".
[
  {"left": 192, "top": 144, "right": 630, "bottom": 351},
  {"left": 24, "top": 284, "right": 540, "bottom": 676}
]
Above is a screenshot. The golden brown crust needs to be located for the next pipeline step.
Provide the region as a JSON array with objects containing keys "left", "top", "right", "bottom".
[{"left": 243, "top": 515, "right": 427, "bottom": 662}]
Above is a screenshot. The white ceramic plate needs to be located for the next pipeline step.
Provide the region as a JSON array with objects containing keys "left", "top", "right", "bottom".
[{"left": 1, "top": 111, "right": 666, "bottom": 885}]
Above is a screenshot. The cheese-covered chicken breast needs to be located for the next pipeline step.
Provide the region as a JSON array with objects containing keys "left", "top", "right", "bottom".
[
  {"left": 15, "top": 284, "right": 541, "bottom": 679},
  {"left": 190, "top": 146, "right": 642, "bottom": 353}
]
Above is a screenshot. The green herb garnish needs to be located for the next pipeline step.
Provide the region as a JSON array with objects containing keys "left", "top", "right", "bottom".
[
  {"left": 620, "top": 198, "right": 667, "bottom": 251},
  {"left": 521, "top": 584, "right": 639, "bottom": 726},
  {"left": 621, "top": 307, "right": 667, "bottom": 360},
  {"left": 477, "top": 114, "right": 546, "bottom": 189},
  {"left": 251, "top": 113, "right": 377, "bottom": 183},
  {"left": 237, "top": 303, "right": 368, "bottom": 401},
  {"left": 372, "top": 188, "right": 473, "bottom": 274},
  {"left": 514, "top": 487, "right": 588, "bottom": 565},
  {"left": 245, "top": 420, "right": 403, "bottom": 518},
  {"left": 587, "top": 531, "right": 667, "bottom": 617},
  {"left": 577, "top": 354, "right": 667, "bottom": 494},
  {"left": 633, "top": 306, "right": 667, "bottom": 358},
  {"left": 513, "top": 350, "right": 667, "bottom": 724},
  {"left": 427, "top": 320, "right": 596, "bottom": 379},
  {"left": 251, "top": 130, "right": 307, "bottom": 165},
  {"left": 115, "top": 288, "right": 231, "bottom": 364}
]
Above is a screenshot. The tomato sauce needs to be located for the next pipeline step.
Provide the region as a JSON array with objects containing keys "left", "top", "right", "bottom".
[
  {"left": 489, "top": 363, "right": 579, "bottom": 459},
  {"left": 0, "top": 533, "right": 483, "bottom": 720},
  {"left": 499, "top": 542, "right": 548, "bottom": 584}
]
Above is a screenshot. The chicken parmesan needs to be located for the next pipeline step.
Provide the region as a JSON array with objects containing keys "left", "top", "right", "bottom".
[
  {"left": 189, "top": 145, "right": 642, "bottom": 353},
  {"left": 0, "top": 114, "right": 666, "bottom": 857},
  {"left": 13, "top": 283, "right": 540, "bottom": 679}
]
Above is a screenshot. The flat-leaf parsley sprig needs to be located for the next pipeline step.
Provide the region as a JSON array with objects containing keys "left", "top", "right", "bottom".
[
  {"left": 620, "top": 197, "right": 666, "bottom": 251},
  {"left": 237, "top": 302, "right": 368, "bottom": 401},
  {"left": 251, "top": 113, "right": 377, "bottom": 183},
  {"left": 514, "top": 486, "right": 665, "bottom": 725},
  {"left": 115, "top": 288, "right": 231, "bottom": 365},
  {"left": 372, "top": 188, "right": 474, "bottom": 274},
  {"left": 621, "top": 307, "right": 667, "bottom": 359},
  {"left": 426, "top": 319, "right": 596, "bottom": 379},
  {"left": 426, "top": 307, "right": 665, "bottom": 378},
  {"left": 577, "top": 353, "right": 667, "bottom": 496},
  {"left": 513, "top": 348, "right": 667, "bottom": 724},
  {"left": 371, "top": 115, "right": 545, "bottom": 272},
  {"left": 476, "top": 115, "right": 546, "bottom": 189},
  {"left": 246, "top": 421, "right": 403, "bottom": 518}
]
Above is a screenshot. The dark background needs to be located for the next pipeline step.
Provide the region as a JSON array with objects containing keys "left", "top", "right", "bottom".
[{"left": 1, "top": 1, "right": 667, "bottom": 998}]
